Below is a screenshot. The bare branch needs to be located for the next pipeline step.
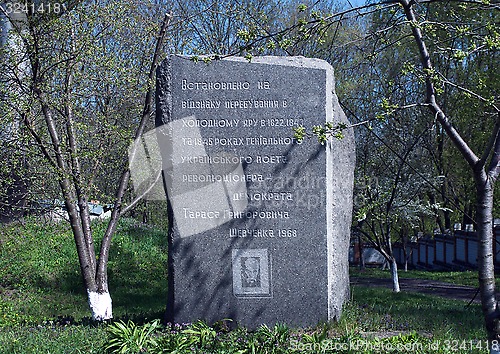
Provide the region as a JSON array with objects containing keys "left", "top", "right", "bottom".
[
  {"left": 96, "top": 12, "right": 173, "bottom": 292},
  {"left": 488, "top": 114, "right": 500, "bottom": 180},
  {"left": 64, "top": 22, "right": 96, "bottom": 274},
  {"left": 120, "top": 169, "right": 163, "bottom": 216},
  {"left": 399, "top": 0, "right": 480, "bottom": 168},
  {"left": 437, "top": 72, "right": 499, "bottom": 112},
  {"left": 21, "top": 111, "right": 57, "bottom": 169}
]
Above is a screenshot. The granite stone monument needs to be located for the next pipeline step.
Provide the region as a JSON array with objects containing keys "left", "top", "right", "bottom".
[{"left": 155, "top": 55, "right": 355, "bottom": 328}]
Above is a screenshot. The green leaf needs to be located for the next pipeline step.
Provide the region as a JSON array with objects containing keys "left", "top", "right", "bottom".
[{"left": 297, "top": 4, "right": 307, "bottom": 12}]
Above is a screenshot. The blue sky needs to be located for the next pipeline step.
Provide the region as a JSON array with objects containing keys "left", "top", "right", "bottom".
[{"left": 341, "top": 0, "right": 366, "bottom": 7}]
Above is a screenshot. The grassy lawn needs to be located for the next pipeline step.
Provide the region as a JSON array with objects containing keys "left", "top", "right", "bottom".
[
  {"left": 0, "top": 218, "right": 167, "bottom": 353},
  {"left": 0, "top": 219, "right": 490, "bottom": 353},
  {"left": 350, "top": 266, "right": 482, "bottom": 287},
  {"left": 348, "top": 286, "right": 484, "bottom": 339},
  {"left": 0, "top": 218, "right": 168, "bottom": 323}
]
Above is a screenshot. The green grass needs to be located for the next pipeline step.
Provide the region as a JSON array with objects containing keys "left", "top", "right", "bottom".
[
  {"left": 0, "top": 217, "right": 168, "bottom": 325},
  {"left": 101, "top": 292, "right": 487, "bottom": 353},
  {"left": 0, "top": 219, "right": 491, "bottom": 353},
  {"left": 348, "top": 286, "right": 485, "bottom": 339},
  {"left": 0, "top": 217, "right": 168, "bottom": 353},
  {"left": 0, "top": 325, "right": 107, "bottom": 354},
  {"left": 350, "top": 267, "right": 482, "bottom": 287}
]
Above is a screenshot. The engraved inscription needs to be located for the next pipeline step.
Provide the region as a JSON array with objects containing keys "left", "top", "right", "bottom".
[
  {"left": 182, "top": 79, "right": 250, "bottom": 90},
  {"left": 229, "top": 228, "right": 297, "bottom": 238},
  {"left": 176, "top": 154, "right": 287, "bottom": 165},
  {"left": 182, "top": 174, "right": 263, "bottom": 183},
  {"left": 172, "top": 75, "right": 317, "bottom": 240},
  {"left": 181, "top": 136, "right": 294, "bottom": 146},
  {"left": 242, "top": 118, "right": 302, "bottom": 127},
  {"left": 180, "top": 155, "right": 252, "bottom": 164},
  {"left": 232, "top": 192, "right": 293, "bottom": 201},
  {"left": 182, "top": 118, "right": 240, "bottom": 128},
  {"left": 224, "top": 210, "right": 290, "bottom": 219},
  {"left": 182, "top": 100, "right": 221, "bottom": 109},
  {"left": 181, "top": 99, "right": 287, "bottom": 109},
  {"left": 257, "top": 81, "right": 270, "bottom": 89},
  {"left": 224, "top": 100, "right": 280, "bottom": 109}
]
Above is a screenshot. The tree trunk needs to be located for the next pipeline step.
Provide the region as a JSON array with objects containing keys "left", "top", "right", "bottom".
[
  {"left": 475, "top": 172, "right": 500, "bottom": 351},
  {"left": 444, "top": 207, "right": 452, "bottom": 231},
  {"left": 463, "top": 200, "right": 474, "bottom": 228},
  {"left": 64, "top": 199, "right": 112, "bottom": 321},
  {"left": 88, "top": 290, "right": 112, "bottom": 321},
  {"left": 358, "top": 233, "right": 365, "bottom": 270},
  {"left": 401, "top": 229, "right": 409, "bottom": 272},
  {"left": 400, "top": 1, "right": 499, "bottom": 348},
  {"left": 403, "top": 245, "right": 408, "bottom": 272},
  {"left": 390, "top": 258, "right": 400, "bottom": 293}
]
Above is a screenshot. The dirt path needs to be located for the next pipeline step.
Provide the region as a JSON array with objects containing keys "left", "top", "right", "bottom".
[{"left": 350, "top": 277, "right": 481, "bottom": 304}]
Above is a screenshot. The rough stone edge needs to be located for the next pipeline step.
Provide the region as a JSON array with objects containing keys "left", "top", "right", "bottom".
[
  {"left": 155, "top": 58, "right": 176, "bottom": 322},
  {"left": 325, "top": 61, "right": 355, "bottom": 321},
  {"left": 170, "top": 55, "right": 335, "bottom": 77},
  {"left": 220, "top": 55, "right": 332, "bottom": 70},
  {"left": 156, "top": 58, "right": 173, "bottom": 126},
  {"left": 325, "top": 64, "right": 335, "bottom": 319}
]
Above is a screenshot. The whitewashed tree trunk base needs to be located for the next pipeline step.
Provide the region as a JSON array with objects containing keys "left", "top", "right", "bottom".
[
  {"left": 390, "top": 259, "right": 400, "bottom": 293},
  {"left": 88, "top": 290, "right": 112, "bottom": 321}
]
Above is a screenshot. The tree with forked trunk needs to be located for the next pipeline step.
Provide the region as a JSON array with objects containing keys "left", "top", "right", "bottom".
[
  {"left": 0, "top": 1, "right": 172, "bottom": 320},
  {"left": 398, "top": 1, "right": 500, "bottom": 348}
]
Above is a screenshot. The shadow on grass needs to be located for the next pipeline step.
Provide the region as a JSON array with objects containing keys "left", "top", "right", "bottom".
[
  {"left": 349, "top": 266, "right": 484, "bottom": 287},
  {"left": 106, "top": 224, "right": 168, "bottom": 316},
  {"left": 351, "top": 286, "right": 485, "bottom": 339},
  {"left": 8, "top": 220, "right": 169, "bottom": 325}
]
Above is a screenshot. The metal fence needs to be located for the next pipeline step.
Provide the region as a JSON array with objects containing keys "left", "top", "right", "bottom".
[{"left": 350, "top": 226, "right": 500, "bottom": 270}]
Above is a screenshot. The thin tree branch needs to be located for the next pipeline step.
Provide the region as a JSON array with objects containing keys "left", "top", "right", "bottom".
[
  {"left": 400, "top": 0, "right": 480, "bottom": 169},
  {"left": 64, "top": 23, "right": 96, "bottom": 274},
  {"left": 341, "top": 101, "right": 474, "bottom": 224},
  {"left": 120, "top": 169, "right": 163, "bottom": 216},
  {"left": 21, "top": 111, "right": 57, "bottom": 168},
  {"left": 437, "top": 72, "right": 499, "bottom": 112},
  {"left": 488, "top": 116, "right": 500, "bottom": 180},
  {"left": 96, "top": 12, "right": 173, "bottom": 292}
]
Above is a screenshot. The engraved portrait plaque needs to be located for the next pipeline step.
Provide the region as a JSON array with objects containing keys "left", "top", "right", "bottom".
[{"left": 232, "top": 249, "right": 271, "bottom": 297}]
